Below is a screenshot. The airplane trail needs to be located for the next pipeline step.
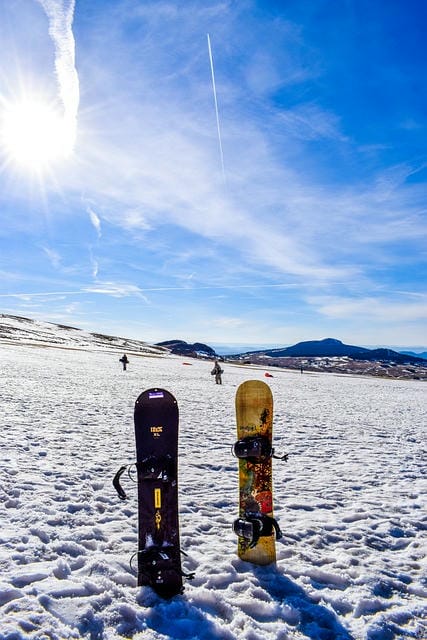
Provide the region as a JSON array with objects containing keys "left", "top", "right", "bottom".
[
  {"left": 207, "top": 33, "right": 225, "bottom": 181},
  {"left": 38, "top": 0, "right": 79, "bottom": 152}
]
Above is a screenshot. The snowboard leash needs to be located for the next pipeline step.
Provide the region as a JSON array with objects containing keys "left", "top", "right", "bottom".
[
  {"left": 232, "top": 435, "right": 288, "bottom": 462},
  {"left": 113, "top": 465, "right": 129, "bottom": 500}
]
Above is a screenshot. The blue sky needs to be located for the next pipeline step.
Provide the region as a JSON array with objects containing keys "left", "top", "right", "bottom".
[{"left": 0, "top": 0, "right": 426, "bottom": 348}]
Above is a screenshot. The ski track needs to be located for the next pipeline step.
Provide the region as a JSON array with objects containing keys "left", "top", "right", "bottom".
[{"left": 0, "top": 344, "right": 426, "bottom": 640}]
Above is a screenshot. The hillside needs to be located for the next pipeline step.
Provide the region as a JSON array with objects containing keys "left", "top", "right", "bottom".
[
  {"left": 400, "top": 350, "right": 427, "bottom": 360},
  {"left": 0, "top": 314, "right": 166, "bottom": 356},
  {"left": 156, "top": 339, "right": 217, "bottom": 358}
]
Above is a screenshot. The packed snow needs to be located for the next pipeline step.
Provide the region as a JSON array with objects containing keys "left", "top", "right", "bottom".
[{"left": 0, "top": 343, "right": 426, "bottom": 639}]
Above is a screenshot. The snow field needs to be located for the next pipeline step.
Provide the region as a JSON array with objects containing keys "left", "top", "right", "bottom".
[{"left": 0, "top": 344, "right": 426, "bottom": 639}]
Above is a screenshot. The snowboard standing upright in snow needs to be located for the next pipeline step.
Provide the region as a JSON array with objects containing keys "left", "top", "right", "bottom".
[
  {"left": 133, "top": 388, "right": 185, "bottom": 597},
  {"left": 114, "top": 388, "right": 193, "bottom": 598},
  {"left": 233, "top": 380, "right": 284, "bottom": 565}
]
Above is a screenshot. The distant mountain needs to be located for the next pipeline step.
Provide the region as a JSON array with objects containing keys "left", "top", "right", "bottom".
[
  {"left": 400, "top": 350, "right": 427, "bottom": 360},
  {"left": 234, "top": 338, "right": 425, "bottom": 364},
  {"left": 156, "top": 339, "right": 217, "bottom": 358}
]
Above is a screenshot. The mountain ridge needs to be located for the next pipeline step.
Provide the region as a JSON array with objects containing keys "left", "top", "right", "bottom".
[
  {"left": 231, "top": 337, "right": 425, "bottom": 364},
  {"left": 156, "top": 339, "right": 217, "bottom": 358},
  {"left": 400, "top": 350, "right": 427, "bottom": 360}
]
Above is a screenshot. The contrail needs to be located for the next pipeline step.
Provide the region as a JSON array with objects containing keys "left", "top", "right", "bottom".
[
  {"left": 37, "top": 0, "right": 80, "bottom": 153},
  {"left": 207, "top": 33, "right": 225, "bottom": 181},
  {"left": 0, "top": 283, "right": 302, "bottom": 299}
]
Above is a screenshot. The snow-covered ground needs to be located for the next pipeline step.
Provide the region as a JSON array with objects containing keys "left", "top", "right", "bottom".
[{"left": 0, "top": 344, "right": 425, "bottom": 640}]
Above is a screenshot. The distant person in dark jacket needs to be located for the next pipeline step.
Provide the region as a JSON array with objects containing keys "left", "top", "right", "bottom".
[
  {"left": 211, "top": 360, "right": 223, "bottom": 385},
  {"left": 119, "top": 354, "right": 129, "bottom": 371}
]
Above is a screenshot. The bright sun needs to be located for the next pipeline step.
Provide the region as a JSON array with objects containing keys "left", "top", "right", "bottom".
[{"left": 1, "top": 98, "right": 75, "bottom": 171}]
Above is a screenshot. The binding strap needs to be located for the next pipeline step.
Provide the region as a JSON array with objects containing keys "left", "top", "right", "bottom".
[
  {"left": 113, "top": 455, "right": 176, "bottom": 500},
  {"left": 233, "top": 436, "right": 288, "bottom": 462},
  {"left": 233, "top": 436, "right": 273, "bottom": 461},
  {"left": 136, "top": 454, "right": 176, "bottom": 481},
  {"left": 130, "top": 547, "right": 195, "bottom": 581},
  {"left": 233, "top": 514, "right": 283, "bottom": 548}
]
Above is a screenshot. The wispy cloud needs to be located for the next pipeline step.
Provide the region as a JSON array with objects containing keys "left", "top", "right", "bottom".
[
  {"left": 87, "top": 205, "right": 102, "bottom": 238},
  {"left": 310, "top": 295, "right": 427, "bottom": 322},
  {"left": 42, "top": 247, "right": 62, "bottom": 269},
  {"left": 89, "top": 252, "right": 99, "bottom": 279},
  {"left": 277, "top": 103, "right": 348, "bottom": 141},
  {"left": 84, "top": 282, "right": 149, "bottom": 302},
  {"left": 0, "top": 282, "right": 148, "bottom": 303}
]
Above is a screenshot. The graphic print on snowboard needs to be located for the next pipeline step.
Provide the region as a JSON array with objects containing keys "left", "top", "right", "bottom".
[
  {"left": 234, "top": 380, "right": 282, "bottom": 565},
  {"left": 134, "top": 388, "right": 183, "bottom": 598}
]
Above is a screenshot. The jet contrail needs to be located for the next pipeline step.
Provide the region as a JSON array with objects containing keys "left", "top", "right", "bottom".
[
  {"left": 37, "top": 0, "right": 80, "bottom": 153},
  {"left": 207, "top": 33, "right": 225, "bottom": 181},
  {"left": 0, "top": 283, "right": 302, "bottom": 300}
]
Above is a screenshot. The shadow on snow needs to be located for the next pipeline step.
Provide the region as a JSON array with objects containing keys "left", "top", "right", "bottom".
[{"left": 253, "top": 565, "right": 355, "bottom": 640}]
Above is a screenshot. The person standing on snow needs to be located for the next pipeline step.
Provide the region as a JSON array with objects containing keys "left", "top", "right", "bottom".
[
  {"left": 119, "top": 354, "right": 129, "bottom": 371},
  {"left": 211, "top": 360, "right": 223, "bottom": 385}
]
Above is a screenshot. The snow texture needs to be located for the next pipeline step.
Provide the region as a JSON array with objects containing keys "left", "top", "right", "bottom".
[{"left": 0, "top": 343, "right": 426, "bottom": 639}]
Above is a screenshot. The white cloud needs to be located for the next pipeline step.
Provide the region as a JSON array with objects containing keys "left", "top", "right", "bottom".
[
  {"left": 277, "top": 103, "right": 348, "bottom": 141},
  {"left": 87, "top": 206, "right": 102, "bottom": 238},
  {"left": 90, "top": 257, "right": 99, "bottom": 279},
  {"left": 310, "top": 295, "right": 427, "bottom": 322},
  {"left": 42, "top": 247, "right": 62, "bottom": 269},
  {"left": 84, "top": 282, "right": 149, "bottom": 303}
]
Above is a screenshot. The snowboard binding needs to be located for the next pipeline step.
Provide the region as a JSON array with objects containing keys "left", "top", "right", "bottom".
[
  {"left": 131, "top": 546, "right": 195, "bottom": 599},
  {"left": 136, "top": 454, "right": 176, "bottom": 481},
  {"left": 233, "top": 436, "right": 288, "bottom": 463},
  {"left": 233, "top": 513, "right": 283, "bottom": 548},
  {"left": 113, "top": 455, "right": 176, "bottom": 500}
]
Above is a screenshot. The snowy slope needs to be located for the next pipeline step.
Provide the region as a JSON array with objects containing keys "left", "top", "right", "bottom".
[
  {"left": 0, "top": 314, "right": 166, "bottom": 356},
  {"left": 0, "top": 344, "right": 426, "bottom": 639}
]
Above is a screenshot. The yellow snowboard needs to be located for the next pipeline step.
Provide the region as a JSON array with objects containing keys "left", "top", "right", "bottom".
[{"left": 235, "top": 380, "right": 276, "bottom": 565}]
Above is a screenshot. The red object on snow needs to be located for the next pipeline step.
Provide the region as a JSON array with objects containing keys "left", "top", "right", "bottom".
[
  {"left": 264, "top": 372, "right": 273, "bottom": 377},
  {"left": 182, "top": 362, "right": 193, "bottom": 366}
]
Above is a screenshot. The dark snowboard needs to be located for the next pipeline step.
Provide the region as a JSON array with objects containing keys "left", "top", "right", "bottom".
[{"left": 134, "top": 388, "right": 183, "bottom": 598}]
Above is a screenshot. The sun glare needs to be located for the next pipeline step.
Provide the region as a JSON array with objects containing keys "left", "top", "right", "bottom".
[{"left": 1, "top": 98, "right": 75, "bottom": 171}]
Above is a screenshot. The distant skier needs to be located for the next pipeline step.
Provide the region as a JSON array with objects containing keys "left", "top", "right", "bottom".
[
  {"left": 119, "top": 354, "right": 129, "bottom": 371},
  {"left": 211, "top": 360, "right": 223, "bottom": 385}
]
